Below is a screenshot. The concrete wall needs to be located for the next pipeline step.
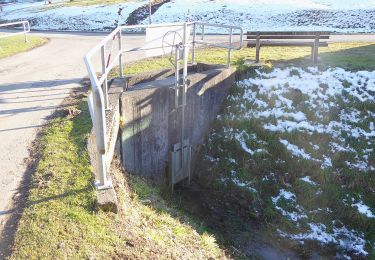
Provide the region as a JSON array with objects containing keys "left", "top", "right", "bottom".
[{"left": 120, "top": 64, "right": 236, "bottom": 184}]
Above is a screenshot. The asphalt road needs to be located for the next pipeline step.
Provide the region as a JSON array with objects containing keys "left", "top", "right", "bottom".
[{"left": 0, "top": 30, "right": 374, "bottom": 255}]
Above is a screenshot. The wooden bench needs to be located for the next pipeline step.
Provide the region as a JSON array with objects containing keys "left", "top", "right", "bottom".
[{"left": 246, "top": 31, "right": 330, "bottom": 64}]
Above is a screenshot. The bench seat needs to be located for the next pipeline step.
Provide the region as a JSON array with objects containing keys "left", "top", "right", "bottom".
[{"left": 247, "top": 41, "right": 328, "bottom": 48}]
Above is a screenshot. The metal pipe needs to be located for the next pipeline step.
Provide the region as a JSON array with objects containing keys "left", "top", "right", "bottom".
[
  {"left": 201, "top": 24, "right": 205, "bottom": 40},
  {"left": 0, "top": 20, "right": 30, "bottom": 40},
  {"left": 101, "top": 46, "right": 110, "bottom": 110},
  {"left": 180, "top": 23, "right": 189, "bottom": 176},
  {"left": 227, "top": 27, "right": 233, "bottom": 68},
  {"left": 174, "top": 46, "right": 180, "bottom": 109},
  {"left": 118, "top": 30, "right": 123, "bottom": 78},
  {"left": 192, "top": 23, "right": 196, "bottom": 64},
  {"left": 93, "top": 87, "right": 111, "bottom": 189},
  {"left": 23, "top": 22, "right": 27, "bottom": 42},
  {"left": 149, "top": 0, "right": 152, "bottom": 24}
]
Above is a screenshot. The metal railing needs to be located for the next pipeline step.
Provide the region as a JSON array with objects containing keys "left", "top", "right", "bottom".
[
  {"left": 84, "top": 22, "right": 243, "bottom": 189},
  {"left": 0, "top": 21, "right": 30, "bottom": 42}
]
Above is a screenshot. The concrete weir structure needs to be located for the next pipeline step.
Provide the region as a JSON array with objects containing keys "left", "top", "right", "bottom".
[
  {"left": 120, "top": 63, "right": 236, "bottom": 184},
  {"left": 87, "top": 63, "right": 236, "bottom": 211}
]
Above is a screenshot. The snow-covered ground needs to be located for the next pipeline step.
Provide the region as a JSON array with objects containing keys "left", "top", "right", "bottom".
[
  {"left": 151, "top": 0, "right": 375, "bottom": 33},
  {"left": 1, "top": 0, "right": 375, "bottom": 32},
  {"left": 0, "top": 1, "right": 146, "bottom": 31},
  {"left": 202, "top": 67, "right": 375, "bottom": 257}
]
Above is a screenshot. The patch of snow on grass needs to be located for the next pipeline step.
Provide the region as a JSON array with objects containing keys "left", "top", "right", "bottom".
[
  {"left": 280, "top": 139, "right": 313, "bottom": 160},
  {"left": 352, "top": 201, "right": 375, "bottom": 218},
  {"left": 279, "top": 222, "right": 368, "bottom": 256},
  {"left": 238, "top": 67, "right": 375, "bottom": 171},
  {"left": 300, "top": 176, "right": 317, "bottom": 186},
  {"left": 220, "top": 171, "right": 257, "bottom": 193},
  {"left": 272, "top": 189, "right": 307, "bottom": 222}
]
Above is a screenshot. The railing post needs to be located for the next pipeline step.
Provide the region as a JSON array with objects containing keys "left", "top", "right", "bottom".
[
  {"left": 101, "top": 45, "right": 110, "bottom": 110},
  {"left": 118, "top": 30, "right": 123, "bottom": 78},
  {"left": 201, "top": 24, "right": 205, "bottom": 41},
  {"left": 192, "top": 23, "right": 196, "bottom": 64},
  {"left": 227, "top": 27, "right": 233, "bottom": 68},
  {"left": 93, "top": 87, "right": 112, "bottom": 189},
  {"left": 23, "top": 22, "right": 28, "bottom": 42},
  {"left": 174, "top": 45, "right": 180, "bottom": 109}
]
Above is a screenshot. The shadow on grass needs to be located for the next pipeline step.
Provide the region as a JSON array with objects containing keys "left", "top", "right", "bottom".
[
  {"left": 0, "top": 86, "right": 91, "bottom": 259},
  {"left": 274, "top": 43, "right": 375, "bottom": 70},
  {"left": 319, "top": 43, "right": 375, "bottom": 70}
]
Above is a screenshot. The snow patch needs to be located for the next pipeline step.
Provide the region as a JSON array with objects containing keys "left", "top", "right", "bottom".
[{"left": 352, "top": 201, "right": 375, "bottom": 218}]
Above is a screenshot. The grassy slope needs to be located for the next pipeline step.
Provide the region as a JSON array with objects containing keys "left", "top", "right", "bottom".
[
  {"left": 10, "top": 42, "right": 375, "bottom": 258},
  {"left": 10, "top": 92, "right": 224, "bottom": 258},
  {"left": 195, "top": 44, "right": 375, "bottom": 257},
  {"left": 0, "top": 35, "right": 47, "bottom": 59}
]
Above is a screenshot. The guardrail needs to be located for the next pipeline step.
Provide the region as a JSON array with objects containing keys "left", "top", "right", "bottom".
[
  {"left": 84, "top": 22, "right": 243, "bottom": 189},
  {"left": 0, "top": 21, "right": 30, "bottom": 42}
]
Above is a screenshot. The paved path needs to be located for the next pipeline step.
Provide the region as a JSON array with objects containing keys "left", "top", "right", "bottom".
[
  {"left": 0, "top": 31, "right": 152, "bottom": 256},
  {"left": 0, "top": 32, "right": 101, "bottom": 255},
  {"left": 0, "top": 31, "right": 374, "bottom": 255}
]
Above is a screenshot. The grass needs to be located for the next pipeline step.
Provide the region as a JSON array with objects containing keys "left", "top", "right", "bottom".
[
  {"left": 192, "top": 47, "right": 375, "bottom": 256},
  {"left": 10, "top": 94, "right": 225, "bottom": 258},
  {"left": 0, "top": 35, "right": 47, "bottom": 59},
  {"left": 112, "top": 42, "right": 375, "bottom": 77},
  {"left": 10, "top": 41, "right": 375, "bottom": 258}
]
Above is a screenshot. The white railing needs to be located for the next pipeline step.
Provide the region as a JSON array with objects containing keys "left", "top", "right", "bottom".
[
  {"left": 0, "top": 21, "right": 30, "bottom": 42},
  {"left": 84, "top": 22, "right": 243, "bottom": 189}
]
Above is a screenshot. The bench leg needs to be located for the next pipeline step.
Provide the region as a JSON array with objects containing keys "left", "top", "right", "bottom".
[
  {"left": 256, "top": 46, "right": 260, "bottom": 63},
  {"left": 312, "top": 35, "right": 320, "bottom": 64},
  {"left": 255, "top": 34, "right": 260, "bottom": 63},
  {"left": 313, "top": 48, "right": 319, "bottom": 64}
]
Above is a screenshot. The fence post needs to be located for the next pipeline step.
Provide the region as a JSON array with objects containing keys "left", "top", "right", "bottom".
[
  {"left": 227, "top": 27, "right": 233, "bottom": 68},
  {"left": 118, "top": 30, "right": 123, "bottom": 78},
  {"left": 192, "top": 23, "right": 196, "bottom": 64},
  {"left": 201, "top": 24, "right": 205, "bottom": 41},
  {"left": 101, "top": 45, "right": 110, "bottom": 110},
  {"left": 23, "top": 22, "right": 28, "bottom": 42}
]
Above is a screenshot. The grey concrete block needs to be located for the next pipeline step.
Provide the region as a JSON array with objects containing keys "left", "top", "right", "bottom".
[{"left": 96, "top": 187, "right": 118, "bottom": 213}]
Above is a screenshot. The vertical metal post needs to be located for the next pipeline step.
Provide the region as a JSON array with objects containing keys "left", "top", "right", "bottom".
[
  {"left": 149, "top": 0, "right": 152, "bottom": 24},
  {"left": 227, "top": 27, "right": 233, "bottom": 68},
  {"left": 23, "top": 22, "right": 28, "bottom": 42},
  {"left": 182, "top": 23, "right": 188, "bottom": 107},
  {"left": 93, "top": 87, "right": 112, "bottom": 189},
  {"left": 201, "top": 24, "right": 205, "bottom": 41},
  {"left": 181, "top": 22, "right": 189, "bottom": 180},
  {"left": 174, "top": 46, "right": 180, "bottom": 109},
  {"left": 118, "top": 30, "right": 123, "bottom": 78},
  {"left": 192, "top": 23, "right": 196, "bottom": 64},
  {"left": 101, "top": 45, "right": 110, "bottom": 110}
]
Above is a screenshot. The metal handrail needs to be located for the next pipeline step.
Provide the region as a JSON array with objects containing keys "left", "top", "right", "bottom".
[
  {"left": 84, "top": 22, "right": 243, "bottom": 189},
  {"left": 0, "top": 21, "right": 30, "bottom": 42}
]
